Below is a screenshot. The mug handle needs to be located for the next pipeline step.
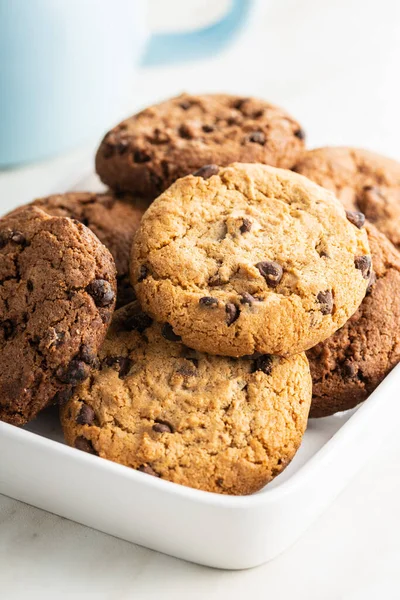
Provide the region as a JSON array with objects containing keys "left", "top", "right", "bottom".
[{"left": 142, "top": 0, "right": 254, "bottom": 66}]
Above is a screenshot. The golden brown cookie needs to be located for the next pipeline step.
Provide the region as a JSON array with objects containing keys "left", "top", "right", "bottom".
[
  {"left": 294, "top": 147, "right": 400, "bottom": 250},
  {"left": 95, "top": 93, "right": 306, "bottom": 199},
  {"left": 0, "top": 207, "right": 117, "bottom": 426},
  {"left": 308, "top": 223, "right": 400, "bottom": 417},
  {"left": 131, "top": 163, "right": 371, "bottom": 357},
  {"left": 61, "top": 303, "right": 312, "bottom": 495},
  {"left": 18, "top": 191, "right": 148, "bottom": 307}
]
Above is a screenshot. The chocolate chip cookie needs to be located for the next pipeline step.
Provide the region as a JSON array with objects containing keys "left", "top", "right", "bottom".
[
  {"left": 95, "top": 93, "right": 306, "bottom": 199},
  {"left": 22, "top": 191, "right": 147, "bottom": 307},
  {"left": 0, "top": 207, "right": 117, "bottom": 426},
  {"left": 308, "top": 223, "right": 400, "bottom": 417},
  {"left": 294, "top": 147, "right": 400, "bottom": 250},
  {"left": 60, "top": 302, "right": 312, "bottom": 495},
  {"left": 131, "top": 163, "right": 371, "bottom": 357}
]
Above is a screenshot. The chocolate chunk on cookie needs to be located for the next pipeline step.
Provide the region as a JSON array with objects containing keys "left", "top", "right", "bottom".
[
  {"left": 0, "top": 207, "right": 116, "bottom": 426},
  {"left": 308, "top": 223, "right": 400, "bottom": 417},
  {"left": 294, "top": 147, "right": 400, "bottom": 250},
  {"left": 15, "top": 191, "right": 147, "bottom": 307},
  {"left": 131, "top": 163, "right": 370, "bottom": 357},
  {"left": 61, "top": 303, "right": 312, "bottom": 495},
  {"left": 95, "top": 94, "right": 306, "bottom": 199}
]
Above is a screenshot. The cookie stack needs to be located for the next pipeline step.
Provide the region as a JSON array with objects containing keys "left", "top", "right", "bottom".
[{"left": 1, "top": 93, "right": 399, "bottom": 496}]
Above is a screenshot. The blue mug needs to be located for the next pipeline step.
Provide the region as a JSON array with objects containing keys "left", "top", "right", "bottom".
[{"left": 0, "top": 0, "right": 253, "bottom": 167}]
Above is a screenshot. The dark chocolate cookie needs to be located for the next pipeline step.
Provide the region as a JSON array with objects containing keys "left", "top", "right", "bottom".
[
  {"left": 0, "top": 207, "right": 116, "bottom": 426},
  {"left": 95, "top": 93, "right": 306, "bottom": 199},
  {"left": 294, "top": 147, "right": 400, "bottom": 251},
  {"left": 25, "top": 192, "right": 147, "bottom": 307},
  {"left": 307, "top": 223, "right": 400, "bottom": 417}
]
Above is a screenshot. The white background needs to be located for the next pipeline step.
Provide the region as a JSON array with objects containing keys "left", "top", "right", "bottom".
[{"left": 1, "top": 1, "right": 400, "bottom": 598}]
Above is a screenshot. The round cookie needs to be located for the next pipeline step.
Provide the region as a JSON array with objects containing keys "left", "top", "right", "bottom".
[
  {"left": 61, "top": 302, "right": 312, "bottom": 496},
  {"left": 0, "top": 207, "right": 117, "bottom": 426},
  {"left": 308, "top": 223, "right": 400, "bottom": 417},
  {"left": 294, "top": 147, "right": 400, "bottom": 250},
  {"left": 131, "top": 163, "right": 371, "bottom": 357},
  {"left": 25, "top": 191, "right": 147, "bottom": 307},
  {"left": 95, "top": 93, "right": 306, "bottom": 199}
]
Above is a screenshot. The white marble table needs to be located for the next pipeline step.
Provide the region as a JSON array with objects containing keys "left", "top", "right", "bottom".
[{"left": 2, "top": 1, "right": 400, "bottom": 597}]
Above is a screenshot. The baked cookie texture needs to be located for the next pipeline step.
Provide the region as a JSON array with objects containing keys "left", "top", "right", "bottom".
[
  {"left": 294, "top": 147, "right": 400, "bottom": 250},
  {"left": 61, "top": 303, "right": 312, "bottom": 495},
  {"left": 308, "top": 223, "right": 400, "bottom": 417},
  {"left": 22, "top": 192, "right": 147, "bottom": 307},
  {"left": 131, "top": 163, "right": 371, "bottom": 357},
  {"left": 0, "top": 207, "right": 117, "bottom": 426},
  {"left": 95, "top": 93, "right": 306, "bottom": 199}
]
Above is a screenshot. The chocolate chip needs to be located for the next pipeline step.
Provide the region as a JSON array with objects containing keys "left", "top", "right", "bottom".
[
  {"left": 10, "top": 231, "right": 26, "bottom": 245},
  {"left": 138, "top": 464, "right": 160, "bottom": 477},
  {"left": 103, "top": 143, "right": 115, "bottom": 159},
  {"left": 118, "top": 357, "right": 133, "bottom": 378},
  {"left": 162, "top": 323, "right": 181, "bottom": 342},
  {"left": 193, "top": 164, "right": 219, "bottom": 179},
  {"left": 116, "top": 140, "right": 129, "bottom": 155},
  {"left": 366, "top": 270, "right": 376, "bottom": 294},
  {"left": 27, "top": 280, "right": 33, "bottom": 292},
  {"left": 199, "top": 296, "right": 219, "bottom": 308},
  {"left": 80, "top": 345, "right": 100, "bottom": 368},
  {"left": 2, "top": 319, "right": 16, "bottom": 341},
  {"left": 178, "top": 124, "right": 194, "bottom": 139},
  {"left": 177, "top": 365, "right": 198, "bottom": 377},
  {"left": 342, "top": 360, "right": 358, "bottom": 379},
  {"left": 225, "top": 303, "right": 240, "bottom": 326},
  {"left": 179, "top": 100, "right": 192, "bottom": 110},
  {"left": 354, "top": 255, "right": 372, "bottom": 279},
  {"left": 138, "top": 264, "right": 148, "bottom": 282},
  {"left": 102, "top": 355, "right": 133, "bottom": 378},
  {"left": 240, "top": 292, "right": 256, "bottom": 305},
  {"left": 233, "top": 98, "right": 248, "bottom": 110},
  {"left": 54, "top": 387, "right": 74, "bottom": 406},
  {"left": 239, "top": 218, "right": 252, "bottom": 234},
  {"left": 202, "top": 124, "right": 215, "bottom": 133},
  {"left": 57, "top": 360, "right": 90, "bottom": 385},
  {"left": 253, "top": 110, "right": 264, "bottom": 118},
  {"left": 253, "top": 354, "right": 273, "bottom": 374},
  {"left": 0, "top": 229, "right": 25, "bottom": 248},
  {"left": 248, "top": 131, "right": 265, "bottom": 145},
  {"left": 208, "top": 274, "right": 222, "bottom": 287},
  {"left": 86, "top": 279, "right": 115, "bottom": 308},
  {"left": 294, "top": 128, "right": 306, "bottom": 140},
  {"left": 256, "top": 261, "right": 283, "bottom": 287},
  {"left": 346, "top": 210, "right": 365, "bottom": 229},
  {"left": 0, "top": 229, "right": 12, "bottom": 248},
  {"left": 152, "top": 420, "right": 174, "bottom": 434},
  {"left": 317, "top": 290, "right": 334, "bottom": 315},
  {"left": 126, "top": 312, "right": 153, "bottom": 333},
  {"left": 150, "top": 172, "right": 163, "bottom": 192},
  {"left": 76, "top": 403, "right": 95, "bottom": 425},
  {"left": 133, "top": 149, "right": 151, "bottom": 163},
  {"left": 75, "top": 436, "right": 96, "bottom": 454}
]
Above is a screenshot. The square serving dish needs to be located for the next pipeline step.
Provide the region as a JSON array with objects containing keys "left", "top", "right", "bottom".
[{"left": 0, "top": 172, "right": 398, "bottom": 570}]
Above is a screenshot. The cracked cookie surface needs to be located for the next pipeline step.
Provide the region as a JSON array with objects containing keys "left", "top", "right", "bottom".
[
  {"left": 294, "top": 147, "right": 400, "bottom": 250},
  {"left": 307, "top": 223, "right": 400, "bottom": 417},
  {"left": 131, "top": 163, "right": 371, "bottom": 357},
  {"left": 95, "top": 93, "right": 306, "bottom": 199},
  {"left": 18, "top": 191, "right": 147, "bottom": 307},
  {"left": 61, "top": 302, "right": 312, "bottom": 495},
  {"left": 0, "top": 207, "right": 117, "bottom": 426}
]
